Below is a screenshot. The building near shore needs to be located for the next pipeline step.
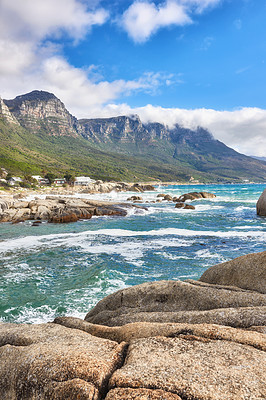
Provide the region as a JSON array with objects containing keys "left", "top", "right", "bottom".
[
  {"left": 32, "top": 176, "right": 49, "bottom": 185},
  {"left": 74, "top": 176, "right": 95, "bottom": 186},
  {"left": 7, "top": 177, "right": 22, "bottom": 186}
]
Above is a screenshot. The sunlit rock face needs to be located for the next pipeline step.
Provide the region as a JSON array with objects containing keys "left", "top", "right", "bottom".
[
  {"left": 0, "top": 96, "right": 19, "bottom": 125},
  {"left": 4, "top": 90, "right": 79, "bottom": 136}
]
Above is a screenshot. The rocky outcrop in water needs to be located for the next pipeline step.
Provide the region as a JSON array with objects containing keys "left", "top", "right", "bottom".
[
  {"left": 0, "top": 196, "right": 145, "bottom": 224},
  {"left": 176, "top": 191, "right": 216, "bottom": 202},
  {"left": 257, "top": 188, "right": 266, "bottom": 216}
]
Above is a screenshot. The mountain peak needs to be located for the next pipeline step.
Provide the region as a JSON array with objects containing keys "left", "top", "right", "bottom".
[
  {"left": 3, "top": 90, "right": 78, "bottom": 137},
  {"left": 6, "top": 90, "right": 57, "bottom": 104}
]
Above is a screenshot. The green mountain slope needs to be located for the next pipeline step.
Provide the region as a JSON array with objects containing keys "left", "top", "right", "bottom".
[
  {"left": 1, "top": 90, "right": 266, "bottom": 183},
  {"left": 0, "top": 118, "right": 197, "bottom": 181}
]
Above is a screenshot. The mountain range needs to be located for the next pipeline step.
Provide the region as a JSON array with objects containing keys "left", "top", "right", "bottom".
[{"left": 1, "top": 90, "right": 266, "bottom": 183}]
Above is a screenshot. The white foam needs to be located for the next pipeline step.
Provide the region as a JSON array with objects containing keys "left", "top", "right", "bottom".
[{"left": 1, "top": 227, "right": 265, "bottom": 257}]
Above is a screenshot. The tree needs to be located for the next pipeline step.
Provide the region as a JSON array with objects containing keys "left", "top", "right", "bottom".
[
  {"left": 64, "top": 173, "right": 75, "bottom": 186},
  {"left": 44, "top": 173, "right": 56, "bottom": 185}
]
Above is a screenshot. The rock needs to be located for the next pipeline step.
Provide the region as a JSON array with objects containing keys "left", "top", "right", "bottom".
[
  {"left": 85, "top": 280, "right": 266, "bottom": 327},
  {"left": 88, "top": 305, "right": 266, "bottom": 329},
  {"left": 163, "top": 195, "right": 172, "bottom": 201},
  {"left": 49, "top": 211, "right": 79, "bottom": 223},
  {"left": 257, "top": 188, "right": 266, "bottom": 216},
  {"left": 0, "top": 196, "right": 144, "bottom": 223},
  {"left": 200, "top": 251, "right": 266, "bottom": 294},
  {"left": 0, "top": 199, "right": 10, "bottom": 212},
  {"left": 127, "top": 196, "right": 143, "bottom": 201},
  {"left": 174, "top": 202, "right": 184, "bottom": 208},
  {"left": 108, "top": 336, "right": 266, "bottom": 400},
  {"left": 177, "top": 193, "right": 195, "bottom": 202},
  {"left": 54, "top": 317, "right": 266, "bottom": 350},
  {"left": 183, "top": 204, "right": 195, "bottom": 210},
  {"left": 200, "top": 191, "right": 216, "bottom": 198},
  {"left": 177, "top": 191, "right": 216, "bottom": 202},
  {"left": 157, "top": 193, "right": 165, "bottom": 197},
  {"left": 0, "top": 322, "right": 126, "bottom": 400},
  {"left": 105, "top": 388, "right": 182, "bottom": 399}
]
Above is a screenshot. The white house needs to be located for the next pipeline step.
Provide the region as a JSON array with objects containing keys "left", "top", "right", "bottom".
[
  {"left": 7, "top": 177, "right": 22, "bottom": 186},
  {"left": 32, "top": 176, "right": 49, "bottom": 185},
  {"left": 74, "top": 176, "right": 95, "bottom": 186},
  {"left": 54, "top": 178, "right": 66, "bottom": 186}
]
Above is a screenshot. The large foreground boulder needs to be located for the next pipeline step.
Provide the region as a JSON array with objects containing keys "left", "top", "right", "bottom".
[
  {"left": 257, "top": 188, "right": 266, "bottom": 216},
  {"left": 0, "top": 322, "right": 126, "bottom": 400},
  {"left": 108, "top": 335, "right": 266, "bottom": 400},
  {"left": 1, "top": 319, "right": 265, "bottom": 400},
  {"left": 200, "top": 250, "right": 266, "bottom": 293}
]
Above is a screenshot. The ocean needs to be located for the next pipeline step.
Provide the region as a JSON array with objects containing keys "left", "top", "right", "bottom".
[{"left": 0, "top": 183, "right": 265, "bottom": 324}]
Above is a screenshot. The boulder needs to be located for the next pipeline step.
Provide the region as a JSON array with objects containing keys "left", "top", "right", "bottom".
[
  {"left": 183, "top": 204, "right": 195, "bottom": 210},
  {"left": 0, "top": 322, "right": 126, "bottom": 400},
  {"left": 257, "top": 188, "right": 266, "bottom": 216},
  {"left": 85, "top": 280, "right": 266, "bottom": 327},
  {"left": 177, "top": 191, "right": 216, "bottom": 202},
  {"left": 200, "top": 191, "right": 216, "bottom": 198},
  {"left": 163, "top": 195, "right": 172, "bottom": 201},
  {"left": 200, "top": 251, "right": 266, "bottom": 294},
  {"left": 174, "top": 202, "right": 184, "bottom": 208},
  {"left": 109, "top": 336, "right": 266, "bottom": 400},
  {"left": 54, "top": 317, "right": 266, "bottom": 350},
  {"left": 0, "top": 199, "right": 10, "bottom": 212}
]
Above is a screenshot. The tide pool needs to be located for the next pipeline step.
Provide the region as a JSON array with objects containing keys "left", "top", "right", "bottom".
[{"left": 0, "top": 183, "right": 265, "bottom": 324}]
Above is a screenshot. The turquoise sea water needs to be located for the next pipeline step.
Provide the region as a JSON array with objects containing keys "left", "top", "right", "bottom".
[{"left": 0, "top": 184, "right": 265, "bottom": 324}]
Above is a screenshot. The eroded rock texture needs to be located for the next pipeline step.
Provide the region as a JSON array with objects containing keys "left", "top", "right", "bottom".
[{"left": 0, "top": 323, "right": 126, "bottom": 400}]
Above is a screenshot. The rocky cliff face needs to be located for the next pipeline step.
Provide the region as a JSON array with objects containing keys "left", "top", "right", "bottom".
[
  {"left": 4, "top": 90, "right": 78, "bottom": 136},
  {"left": 0, "top": 97, "right": 19, "bottom": 125},
  {"left": 78, "top": 115, "right": 171, "bottom": 143}
]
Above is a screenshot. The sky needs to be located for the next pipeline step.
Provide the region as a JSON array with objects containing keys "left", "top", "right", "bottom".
[{"left": 0, "top": 0, "right": 266, "bottom": 156}]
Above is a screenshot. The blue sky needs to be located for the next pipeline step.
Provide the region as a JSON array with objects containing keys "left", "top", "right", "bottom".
[{"left": 0, "top": 0, "right": 266, "bottom": 156}]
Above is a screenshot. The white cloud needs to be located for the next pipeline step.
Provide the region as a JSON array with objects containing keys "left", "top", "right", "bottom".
[
  {"left": 0, "top": 0, "right": 109, "bottom": 41},
  {"left": 0, "top": 55, "right": 173, "bottom": 119},
  {"left": 84, "top": 103, "right": 266, "bottom": 157},
  {"left": 121, "top": 1, "right": 191, "bottom": 43},
  {"left": 0, "top": 0, "right": 109, "bottom": 76},
  {"left": 121, "top": 0, "right": 222, "bottom": 43}
]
